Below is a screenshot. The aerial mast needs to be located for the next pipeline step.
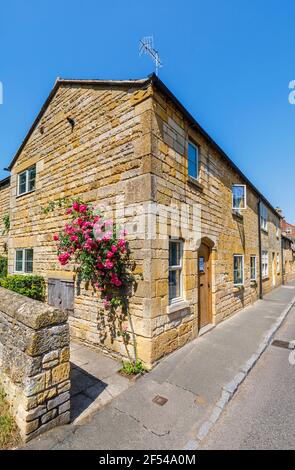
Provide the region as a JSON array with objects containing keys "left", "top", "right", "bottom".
[{"left": 139, "top": 36, "right": 163, "bottom": 76}]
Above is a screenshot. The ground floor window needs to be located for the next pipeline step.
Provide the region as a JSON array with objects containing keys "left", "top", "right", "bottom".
[
  {"left": 262, "top": 250, "right": 269, "bottom": 278},
  {"left": 15, "top": 249, "right": 33, "bottom": 273},
  {"left": 169, "top": 239, "right": 183, "bottom": 303},
  {"left": 233, "top": 254, "right": 244, "bottom": 286},
  {"left": 250, "top": 255, "right": 257, "bottom": 281}
]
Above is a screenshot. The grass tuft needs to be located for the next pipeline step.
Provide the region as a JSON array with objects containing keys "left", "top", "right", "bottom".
[{"left": 0, "top": 388, "right": 21, "bottom": 449}]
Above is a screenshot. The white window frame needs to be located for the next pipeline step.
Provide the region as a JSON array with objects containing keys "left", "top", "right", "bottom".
[
  {"left": 277, "top": 253, "right": 280, "bottom": 273},
  {"left": 168, "top": 239, "right": 183, "bottom": 304},
  {"left": 187, "top": 141, "right": 199, "bottom": 180},
  {"left": 262, "top": 250, "right": 269, "bottom": 278},
  {"left": 14, "top": 248, "right": 34, "bottom": 274},
  {"left": 250, "top": 255, "right": 257, "bottom": 281},
  {"left": 260, "top": 203, "right": 268, "bottom": 232},
  {"left": 17, "top": 165, "right": 36, "bottom": 196},
  {"left": 233, "top": 254, "right": 244, "bottom": 286},
  {"left": 232, "top": 184, "right": 247, "bottom": 211}
]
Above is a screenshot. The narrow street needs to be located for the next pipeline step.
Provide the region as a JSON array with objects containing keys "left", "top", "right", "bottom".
[{"left": 201, "top": 305, "right": 295, "bottom": 450}]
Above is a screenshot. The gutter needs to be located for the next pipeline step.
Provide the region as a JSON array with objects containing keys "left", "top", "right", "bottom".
[{"left": 281, "top": 236, "right": 285, "bottom": 285}]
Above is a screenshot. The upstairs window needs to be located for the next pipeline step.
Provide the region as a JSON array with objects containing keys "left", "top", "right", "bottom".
[
  {"left": 18, "top": 165, "right": 36, "bottom": 196},
  {"left": 232, "top": 185, "right": 247, "bottom": 210},
  {"left": 260, "top": 203, "right": 268, "bottom": 231},
  {"left": 15, "top": 249, "right": 33, "bottom": 273},
  {"left": 250, "top": 255, "right": 257, "bottom": 281},
  {"left": 169, "top": 240, "right": 183, "bottom": 303},
  {"left": 233, "top": 254, "right": 244, "bottom": 286},
  {"left": 188, "top": 141, "right": 199, "bottom": 179}
]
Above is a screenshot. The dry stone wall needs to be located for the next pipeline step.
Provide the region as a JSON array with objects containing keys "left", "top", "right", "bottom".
[{"left": 0, "top": 287, "right": 70, "bottom": 442}]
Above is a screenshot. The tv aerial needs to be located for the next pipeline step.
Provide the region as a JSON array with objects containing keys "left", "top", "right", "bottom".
[{"left": 139, "top": 36, "right": 163, "bottom": 76}]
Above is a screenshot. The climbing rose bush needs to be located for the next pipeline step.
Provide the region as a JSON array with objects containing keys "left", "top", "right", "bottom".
[{"left": 54, "top": 201, "right": 129, "bottom": 310}]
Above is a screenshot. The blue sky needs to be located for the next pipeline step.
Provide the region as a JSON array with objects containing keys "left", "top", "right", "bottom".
[{"left": 1, "top": 0, "right": 295, "bottom": 220}]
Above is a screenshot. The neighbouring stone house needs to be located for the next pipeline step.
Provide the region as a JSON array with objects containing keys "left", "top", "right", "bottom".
[
  {"left": 0, "top": 176, "right": 10, "bottom": 256},
  {"left": 282, "top": 235, "right": 295, "bottom": 283},
  {"left": 281, "top": 217, "right": 295, "bottom": 237},
  {"left": 1, "top": 74, "right": 287, "bottom": 367}
]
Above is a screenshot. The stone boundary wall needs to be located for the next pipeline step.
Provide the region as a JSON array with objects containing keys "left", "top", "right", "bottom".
[{"left": 0, "top": 287, "right": 70, "bottom": 442}]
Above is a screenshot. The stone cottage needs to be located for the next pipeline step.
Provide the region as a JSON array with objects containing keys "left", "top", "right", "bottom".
[
  {"left": 282, "top": 235, "right": 295, "bottom": 283},
  {"left": 1, "top": 74, "right": 285, "bottom": 367}
]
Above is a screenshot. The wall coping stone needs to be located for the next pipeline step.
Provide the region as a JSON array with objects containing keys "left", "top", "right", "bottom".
[{"left": 0, "top": 287, "right": 68, "bottom": 330}]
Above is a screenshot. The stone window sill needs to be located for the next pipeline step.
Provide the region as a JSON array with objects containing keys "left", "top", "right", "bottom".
[
  {"left": 232, "top": 210, "right": 244, "bottom": 221},
  {"left": 16, "top": 189, "right": 36, "bottom": 199},
  {"left": 250, "top": 280, "right": 257, "bottom": 287},
  {"left": 167, "top": 300, "right": 190, "bottom": 314},
  {"left": 262, "top": 276, "right": 269, "bottom": 281},
  {"left": 187, "top": 176, "right": 204, "bottom": 191},
  {"left": 233, "top": 285, "right": 244, "bottom": 292},
  {"left": 261, "top": 228, "right": 268, "bottom": 235}
]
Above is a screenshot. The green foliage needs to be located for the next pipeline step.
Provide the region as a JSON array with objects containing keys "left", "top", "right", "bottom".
[
  {"left": 0, "top": 257, "right": 8, "bottom": 278},
  {"left": 0, "top": 388, "right": 20, "bottom": 449},
  {"left": 2, "top": 214, "right": 10, "bottom": 235},
  {"left": 120, "top": 360, "right": 145, "bottom": 376},
  {"left": 42, "top": 197, "right": 83, "bottom": 214},
  {"left": 0, "top": 275, "right": 45, "bottom": 301}
]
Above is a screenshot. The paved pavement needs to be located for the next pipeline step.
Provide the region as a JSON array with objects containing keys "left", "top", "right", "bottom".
[
  {"left": 25, "top": 281, "right": 295, "bottom": 450},
  {"left": 70, "top": 342, "right": 130, "bottom": 423}
]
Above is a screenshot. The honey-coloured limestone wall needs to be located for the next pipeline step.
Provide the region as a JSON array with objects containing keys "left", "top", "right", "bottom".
[{"left": 8, "top": 82, "right": 155, "bottom": 365}]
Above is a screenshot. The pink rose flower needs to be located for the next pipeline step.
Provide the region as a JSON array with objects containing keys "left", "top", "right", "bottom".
[
  {"left": 106, "top": 251, "right": 114, "bottom": 259},
  {"left": 79, "top": 204, "right": 88, "bottom": 213},
  {"left": 105, "top": 260, "right": 114, "bottom": 269},
  {"left": 58, "top": 252, "right": 71, "bottom": 266},
  {"left": 70, "top": 235, "right": 79, "bottom": 243},
  {"left": 72, "top": 201, "right": 80, "bottom": 212},
  {"left": 53, "top": 234, "right": 59, "bottom": 241},
  {"left": 111, "top": 245, "right": 118, "bottom": 253}
]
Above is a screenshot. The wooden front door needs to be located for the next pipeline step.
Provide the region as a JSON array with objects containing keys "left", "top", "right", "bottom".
[{"left": 198, "top": 243, "right": 212, "bottom": 329}]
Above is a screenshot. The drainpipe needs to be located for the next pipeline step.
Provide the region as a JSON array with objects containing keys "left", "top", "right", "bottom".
[
  {"left": 258, "top": 199, "right": 263, "bottom": 299},
  {"left": 281, "top": 235, "right": 285, "bottom": 285}
]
